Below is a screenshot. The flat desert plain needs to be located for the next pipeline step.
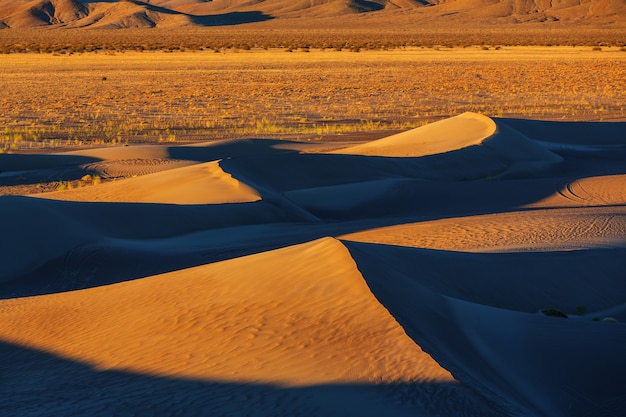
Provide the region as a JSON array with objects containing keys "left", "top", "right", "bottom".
[
  {"left": 1, "top": 46, "right": 625, "bottom": 155},
  {"left": 0, "top": 47, "right": 625, "bottom": 417}
]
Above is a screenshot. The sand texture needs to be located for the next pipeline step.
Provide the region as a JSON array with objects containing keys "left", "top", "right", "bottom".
[{"left": 1, "top": 113, "right": 625, "bottom": 416}]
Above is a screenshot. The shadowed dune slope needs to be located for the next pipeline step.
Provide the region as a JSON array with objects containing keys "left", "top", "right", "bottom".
[
  {"left": 345, "top": 240, "right": 626, "bottom": 417},
  {"left": 0, "top": 195, "right": 299, "bottom": 283},
  {"left": 0, "top": 342, "right": 503, "bottom": 417}
]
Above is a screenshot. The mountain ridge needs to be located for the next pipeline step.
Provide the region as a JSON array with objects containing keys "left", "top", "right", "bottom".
[{"left": 0, "top": 0, "right": 624, "bottom": 28}]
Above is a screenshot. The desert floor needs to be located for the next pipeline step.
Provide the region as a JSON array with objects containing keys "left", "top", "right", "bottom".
[
  {"left": 1, "top": 47, "right": 625, "bottom": 156},
  {"left": 0, "top": 47, "right": 625, "bottom": 417}
]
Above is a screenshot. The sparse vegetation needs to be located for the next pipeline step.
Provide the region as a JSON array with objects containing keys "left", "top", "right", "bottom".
[
  {"left": 0, "top": 28, "right": 625, "bottom": 53},
  {"left": 542, "top": 305, "right": 620, "bottom": 323},
  {"left": 575, "top": 305, "right": 588, "bottom": 315},
  {"left": 53, "top": 174, "right": 102, "bottom": 192},
  {"left": 592, "top": 316, "right": 620, "bottom": 323},
  {"left": 0, "top": 30, "right": 626, "bottom": 152},
  {"left": 542, "top": 308, "right": 569, "bottom": 318}
]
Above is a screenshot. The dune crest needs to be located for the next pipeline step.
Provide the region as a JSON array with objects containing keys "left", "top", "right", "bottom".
[
  {"left": 0, "top": 237, "right": 452, "bottom": 386},
  {"left": 332, "top": 111, "right": 562, "bottom": 178},
  {"left": 31, "top": 160, "right": 261, "bottom": 204},
  {"left": 332, "top": 112, "right": 497, "bottom": 157}
]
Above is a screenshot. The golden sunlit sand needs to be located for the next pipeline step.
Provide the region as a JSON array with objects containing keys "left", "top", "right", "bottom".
[
  {"left": 32, "top": 161, "right": 261, "bottom": 204},
  {"left": 0, "top": 238, "right": 452, "bottom": 385},
  {"left": 1, "top": 110, "right": 625, "bottom": 416}
]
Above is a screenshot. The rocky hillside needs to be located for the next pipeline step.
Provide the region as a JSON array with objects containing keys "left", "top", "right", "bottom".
[{"left": 0, "top": 0, "right": 624, "bottom": 28}]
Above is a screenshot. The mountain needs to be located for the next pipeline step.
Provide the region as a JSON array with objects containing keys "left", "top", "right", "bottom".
[
  {"left": 0, "top": 0, "right": 624, "bottom": 28},
  {"left": 0, "top": 0, "right": 87, "bottom": 27},
  {"left": 0, "top": 0, "right": 216, "bottom": 28}
]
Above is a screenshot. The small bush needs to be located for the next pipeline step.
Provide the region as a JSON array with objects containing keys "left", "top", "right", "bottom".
[{"left": 542, "top": 308, "right": 568, "bottom": 318}]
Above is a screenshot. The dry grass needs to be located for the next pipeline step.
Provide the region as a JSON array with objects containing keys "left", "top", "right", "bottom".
[
  {"left": 0, "top": 45, "right": 625, "bottom": 152},
  {"left": 0, "top": 28, "right": 625, "bottom": 53}
]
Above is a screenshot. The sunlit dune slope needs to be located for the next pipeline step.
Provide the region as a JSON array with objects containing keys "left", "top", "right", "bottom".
[
  {"left": 331, "top": 112, "right": 562, "bottom": 177},
  {"left": 63, "top": 144, "right": 194, "bottom": 178},
  {"left": 332, "top": 112, "right": 497, "bottom": 157},
  {"left": 0, "top": 237, "right": 452, "bottom": 385},
  {"left": 341, "top": 206, "right": 626, "bottom": 252},
  {"left": 527, "top": 174, "right": 626, "bottom": 208},
  {"left": 32, "top": 160, "right": 261, "bottom": 204}
]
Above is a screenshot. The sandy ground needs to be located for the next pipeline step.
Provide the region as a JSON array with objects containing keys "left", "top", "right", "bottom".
[{"left": 0, "top": 112, "right": 625, "bottom": 416}]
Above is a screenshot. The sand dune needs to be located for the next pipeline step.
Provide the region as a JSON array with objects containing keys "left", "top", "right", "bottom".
[
  {"left": 341, "top": 206, "right": 626, "bottom": 252},
  {"left": 527, "top": 174, "right": 626, "bottom": 208},
  {"left": 33, "top": 160, "right": 261, "bottom": 204},
  {"left": 332, "top": 112, "right": 498, "bottom": 157},
  {"left": 1, "top": 113, "right": 625, "bottom": 416},
  {"left": 0, "top": 238, "right": 451, "bottom": 385},
  {"left": 345, "top": 240, "right": 626, "bottom": 417},
  {"left": 332, "top": 112, "right": 563, "bottom": 178}
]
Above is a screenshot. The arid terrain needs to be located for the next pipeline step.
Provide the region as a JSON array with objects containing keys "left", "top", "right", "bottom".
[
  {"left": 1, "top": 3, "right": 626, "bottom": 415},
  {"left": 1, "top": 46, "right": 625, "bottom": 159}
]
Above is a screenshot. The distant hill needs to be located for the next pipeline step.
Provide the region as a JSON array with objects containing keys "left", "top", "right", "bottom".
[{"left": 0, "top": 0, "right": 624, "bottom": 28}]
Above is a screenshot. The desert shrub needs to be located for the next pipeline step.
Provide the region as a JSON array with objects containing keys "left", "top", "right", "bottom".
[
  {"left": 575, "top": 305, "right": 588, "bottom": 315},
  {"left": 542, "top": 308, "right": 568, "bottom": 318}
]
